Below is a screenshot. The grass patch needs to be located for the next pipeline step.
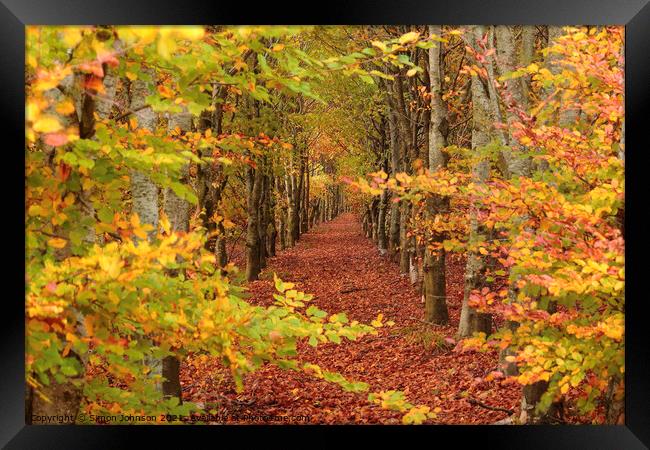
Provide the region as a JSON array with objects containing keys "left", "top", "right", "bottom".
[
  {"left": 259, "top": 270, "right": 292, "bottom": 281},
  {"left": 393, "top": 324, "right": 454, "bottom": 353}
]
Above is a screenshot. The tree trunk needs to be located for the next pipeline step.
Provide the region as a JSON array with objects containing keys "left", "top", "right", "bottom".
[
  {"left": 495, "top": 26, "right": 535, "bottom": 376},
  {"left": 277, "top": 176, "right": 287, "bottom": 250},
  {"left": 458, "top": 25, "right": 494, "bottom": 338},
  {"left": 388, "top": 108, "right": 400, "bottom": 260},
  {"left": 285, "top": 173, "right": 295, "bottom": 247},
  {"left": 161, "top": 110, "right": 192, "bottom": 404},
  {"left": 216, "top": 220, "right": 228, "bottom": 268},
  {"left": 266, "top": 173, "right": 277, "bottom": 257},
  {"left": 302, "top": 157, "right": 310, "bottom": 233},
  {"left": 548, "top": 27, "right": 580, "bottom": 126},
  {"left": 197, "top": 89, "right": 229, "bottom": 268},
  {"left": 288, "top": 153, "right": 304, "bottom": 246},
  {"left": 495, "top": 25, "right": 532, "bottom": 178},
  {"left": 245, "top": 165, "right": 264, "bottom": 281},
  {"left": 128, "top": 70, "right": 166, "bottom": 390},
  {"left": 257, "top": 173, "right": 268, "bottom": 270},
  {"left": 423, "top": 249, "right": 448, "bottom": 324},
  {"left": 370, "top": 198, "right": 379, "bottom": 243},
  {"left": 389, "top": 201, "right": 400, "bottom": 261},
  {"left": 377, "top": 189, "right": 388, "bottom": 255},
  {"left": 519, "top": 381, "right": 562, "bottom": 424},
  {"left": 423, "top": 24, "right": 450, "bottom": 325},
  {"left": 519, "top": 26, "right": 535, "bottom": 108},
  {"left": 399, "top": 202, "right": 410, "bottom": 274},
  {"left": 604, "top": 376, "right": 625, "bottom": 424},
  {"left": 130, "top": 73, "right": 159, "bottom": 241}
]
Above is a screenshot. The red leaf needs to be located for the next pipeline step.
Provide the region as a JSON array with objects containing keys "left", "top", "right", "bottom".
[
  {"left": 43, "top": 132, "right": 69, "bottom": 147},
  {"left": 79, "top": 61, "right": 104, "bottom": 78}
]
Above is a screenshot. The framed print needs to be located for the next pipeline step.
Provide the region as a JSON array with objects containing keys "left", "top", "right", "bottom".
[{"left": 4, "top": 0, "right": 649, "bottom": 447}]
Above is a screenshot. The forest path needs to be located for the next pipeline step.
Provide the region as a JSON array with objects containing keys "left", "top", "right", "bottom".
[{"left": 180, "top": 213, "right": 519, "bottom": 424}]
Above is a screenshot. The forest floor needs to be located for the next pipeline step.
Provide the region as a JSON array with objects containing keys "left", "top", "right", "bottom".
[{"left": 180, "top": 213, "right": 521, "bottom": 424}]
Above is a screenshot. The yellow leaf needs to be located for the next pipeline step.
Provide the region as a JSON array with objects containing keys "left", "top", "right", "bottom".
[
  {"left": 130, "top": 213, "right": 141, "bottom": 229},
  {"left": 406, "top": 68, "right": 418, "bottom": 77},
  {"left": 34, "top": 77, "right": 61, "bottom": 93},
  {"left": 33, "top": 116, "right": 62, "bottom": 133},
  {"left": 61, "top": 27, "right": 83, "bottom": 48},
  {"left": 157, "top": 35, "right": 176, "bottom": 59},
  {"left": 526, "top": 63, "right": 539, "bottom": 73},
  {"left": 82, "top": 178, "right": 95, "bottom": 191},
  {"left": 28, "top": 205, "right": 42, "bottom": 216},
  {"left": 99, "top": 254, "right": 123, "bottom": 279},
  {"left": 121, "top": 26, "right": 157, "bottom": 45},
  {"left": 55, "top": 101, "right": 76, "bottom": 116},
  {"left": 108, "top": 291, "right": 120, "bottom": 304},
  {"left": 47, "top": 237, "right": 67, "bottom": 248},
  {"left": 371, "top": 41, "right": 387, "bottom": 52},
  {"left": 64, "top": 193, "right": 75, "bottom": 206},
  {"left": 399, "top": 31, "right": 420, "bottom": 45},
  {"left": 176, "top": 26, "right": 205, "bottom": 41},
  {"left": 201, "top": 318, "right": 215, "bottom": 329},
  {"left": 160, "top": 213, "right": 171, "bottom": 235},
  {"left": 26, "top": 100, "right": 42, "bottom": 122}
]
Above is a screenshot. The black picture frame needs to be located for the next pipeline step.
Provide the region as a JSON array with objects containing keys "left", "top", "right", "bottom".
[{"left": 4, "top": 1, "right": 649, "bottom": 447}]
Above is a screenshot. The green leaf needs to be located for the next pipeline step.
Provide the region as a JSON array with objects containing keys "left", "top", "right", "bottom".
[
  {"left": 358, "top": 74, "right": 374, "bottom": 84},
  {"left": 60, "top": 365, "right": 78, "bottom": 376},
  {"left": 306, "top": 306, "right": 327, "bottom": 318},
  {"left": 97, "top": 207, "right": 114, "bottom": 223},
  {"left": 326, "top": 331, "right": 341, "bottom": 344}
]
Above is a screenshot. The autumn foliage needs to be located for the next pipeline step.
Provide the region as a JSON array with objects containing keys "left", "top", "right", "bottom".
[{"left": 25, "top": 25, "right": 624, "bottom": 424}]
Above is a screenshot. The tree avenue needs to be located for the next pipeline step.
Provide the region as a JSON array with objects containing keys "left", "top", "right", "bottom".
[{"left": 26, "top": 25, "right": 624, "bottom": 425}]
